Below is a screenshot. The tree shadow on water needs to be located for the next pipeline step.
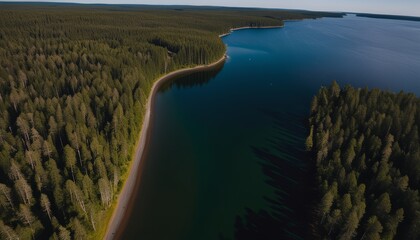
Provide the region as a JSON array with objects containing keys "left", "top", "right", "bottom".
[
  {"left": 159, "top": 63, "right": 225, "bottom": 93},
  {"left": 222, "top": 110, "right": 317, "bottom": 240}
]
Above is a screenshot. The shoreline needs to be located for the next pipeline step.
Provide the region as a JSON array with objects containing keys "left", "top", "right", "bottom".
[
  {"left": 104, "top": 23, "right": 284, "bottom": 240},
  {"left": 218, "top": 25, "right": 284, "bottom": 37},
  {"left": 103, "top": 55, "right": 227, "bottom": 240}
]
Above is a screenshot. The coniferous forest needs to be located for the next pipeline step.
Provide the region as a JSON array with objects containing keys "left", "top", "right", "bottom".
[
  {"left": 0, "top": 3, "right": 343, "bottom": 239},
  {"left": 308, "top": 82, "right": 420, "bottom": 239}
]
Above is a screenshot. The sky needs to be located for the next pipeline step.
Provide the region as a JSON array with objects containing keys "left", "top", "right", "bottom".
[{"left": 4, "top": 0, "right": 420, "bottom": 17}]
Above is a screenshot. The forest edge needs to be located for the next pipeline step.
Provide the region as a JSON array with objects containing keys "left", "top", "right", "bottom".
[
  {"left": 104, "top": 24, "right": 287, "bottom": 240},
  {"left": 103, "top": 54, "right": 227, "bottom": 240}
]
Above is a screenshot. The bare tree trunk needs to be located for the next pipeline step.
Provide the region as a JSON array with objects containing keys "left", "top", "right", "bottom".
[
  {"left": 74, "top": 192, "right": 87, "bottom": 215},
  {"left": 74, "top": 133, "right": 83, "bottom": 168},
  {"left": 0, "top": 221, "right": 19, "bottom": 240},
  {"left": 58, "top": 130, "right": 64, "bottom": 149},
  {"left": 40, "top": 194, "right": 52, "bottom": 221},
  {"left": 90, "top": 210, "right": 96, "bottom": 231},
  {"left": 0, "top": 184, "right": 14, "bottom": 210},
  {"left": 15, "top": 178, "right": 32, "bottom": 206},
  {"left": 26, "top": 151, "right": 35, "bottom": 169}
]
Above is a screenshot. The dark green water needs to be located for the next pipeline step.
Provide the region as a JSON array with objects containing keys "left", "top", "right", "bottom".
[{"left": 122, "top": 15, "right": 420, "bottom": 239}]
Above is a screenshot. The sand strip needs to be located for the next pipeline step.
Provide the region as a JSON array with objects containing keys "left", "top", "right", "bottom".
[{"left": 104, "top": 55, "right": 226, "bottom": 240}]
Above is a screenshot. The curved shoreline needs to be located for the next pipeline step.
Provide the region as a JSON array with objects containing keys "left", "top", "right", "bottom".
[
  {"left": 103, "top": 55, "right": 227, "bottom": 240},
  {"left": 104, "top": 23, "right": 284, "bottom": 240}
]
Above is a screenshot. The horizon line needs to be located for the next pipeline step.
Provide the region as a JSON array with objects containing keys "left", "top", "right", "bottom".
[{"left": 1, "top": 1, "right": 420, "bottom": 18}]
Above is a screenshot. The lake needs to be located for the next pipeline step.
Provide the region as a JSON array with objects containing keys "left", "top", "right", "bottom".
[{"left": 121, "top": 14, "right": 420, "bottom": 239}]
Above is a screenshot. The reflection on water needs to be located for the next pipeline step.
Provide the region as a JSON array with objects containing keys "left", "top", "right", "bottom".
[
  {"left": 159, "top": 63, "right": 225, "bottom": 93},
  {"left": 122, "top": 14, "right": 420, "bottom": 240},
  {"left": 228, "top": 110, "right": 313, "bottom": 240}
]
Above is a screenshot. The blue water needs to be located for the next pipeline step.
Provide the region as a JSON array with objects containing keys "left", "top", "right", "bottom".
[{"left": 122, "top": 15, "right": 420, "bottom": 240}]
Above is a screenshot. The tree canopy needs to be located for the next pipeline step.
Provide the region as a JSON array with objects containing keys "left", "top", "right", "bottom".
[
  {"left": 0, "top": 3, "right": 342, "bottom": 239},
  {"left": 308, "top": 82, "right": 420, "bottom": 239}
]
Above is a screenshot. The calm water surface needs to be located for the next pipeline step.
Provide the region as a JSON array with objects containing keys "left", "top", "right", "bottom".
[{"left": 122, "top": 15, "right": 420, "bottom": 239}]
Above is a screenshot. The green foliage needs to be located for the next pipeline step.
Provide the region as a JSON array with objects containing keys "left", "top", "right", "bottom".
[
  {"left": 308, "top": 82, "right": 420, "bottom": 239},
  {"left": 0, "top": 3, "right": 341, "bottom": 239}
]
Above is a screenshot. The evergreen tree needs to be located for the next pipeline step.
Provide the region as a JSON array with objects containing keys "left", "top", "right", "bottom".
[{"left": 309, "top": 83, "right": 420, "bottom": 239}]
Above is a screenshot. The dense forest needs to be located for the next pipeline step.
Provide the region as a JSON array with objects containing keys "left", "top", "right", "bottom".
[
  {"left": 0, "top": 3, "right": 342, "bottom": 239},
  {"left": 356, "top": 13, "right": 420, "bottom": 22},
  {"left": 308, "top": 82, "right": 420, "bottom": 239}
]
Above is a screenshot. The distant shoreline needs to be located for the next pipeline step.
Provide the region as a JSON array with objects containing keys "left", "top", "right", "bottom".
[
  {"left": 103, "top": 55, "right": 226, "bottom": 240},
  {"left": 219, "top": 25, "right": 284, "bottom": 37},
  {"left": 356, "top": 13, "right": 420, "bottom": 22}
]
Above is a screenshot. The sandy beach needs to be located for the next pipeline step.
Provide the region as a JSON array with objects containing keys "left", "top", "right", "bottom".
[
  {"left": 103, "top": 55, "right": 226, "bottom": 240},
  {"left": 104, "top": 24, "right": 284, "bottom": 240}
]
